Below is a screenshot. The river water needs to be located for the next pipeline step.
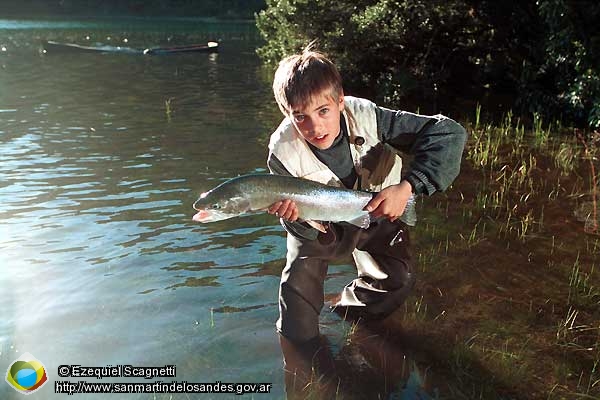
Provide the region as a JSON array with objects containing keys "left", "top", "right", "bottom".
[{"left": 0, "top": 17, "right": 328, "bottom": 399}]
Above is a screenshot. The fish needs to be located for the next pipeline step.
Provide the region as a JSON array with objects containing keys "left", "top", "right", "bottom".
[{"left": 192, "top": 174, "right": 416, "bottom": 230}]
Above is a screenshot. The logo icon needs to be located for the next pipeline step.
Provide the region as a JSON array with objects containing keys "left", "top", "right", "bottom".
[{"left": 5, "top": 353, "right": 48, "bottom": 395}]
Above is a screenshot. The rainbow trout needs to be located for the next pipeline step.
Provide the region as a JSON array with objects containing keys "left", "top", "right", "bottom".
[{"left": 192, "top": 174, "right": 416, "bottom": 229}]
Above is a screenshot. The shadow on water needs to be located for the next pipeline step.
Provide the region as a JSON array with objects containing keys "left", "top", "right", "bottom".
[{"left": 279, "top": 300, "right": 527, "bottom": 400}]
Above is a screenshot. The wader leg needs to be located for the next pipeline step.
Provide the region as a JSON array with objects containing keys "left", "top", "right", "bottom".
[
  {"left": 277, "top": 224, "right": 365, "bottom": 341},
  {"left": 277, "top": 233, "right": 331, "bottom": 343},
  {"left": 361, "top": 222, "right": 414, "bottom": 316},
  {"left": 336, "top": 221, "right": 415, "bottom": 318},
  {"left": 280, "top": 335, "right": 335, "bottom": 399},
  {"left": 277, "top": 232, "right": 342, "bottom": 399}
]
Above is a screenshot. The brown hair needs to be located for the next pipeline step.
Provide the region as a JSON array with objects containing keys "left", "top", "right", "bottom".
[{"left": 272, "top": 45, "right": 343, "bottom": 115}]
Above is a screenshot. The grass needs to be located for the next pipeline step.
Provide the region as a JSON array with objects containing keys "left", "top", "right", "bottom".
[
  {"left": 386, "top": 107, "right": 600, "bottom": 399},
  {"left": 402, "top": 295, "right": 428, "bottom": 323},
  {"left": 578, "top": 131, "right": 599, "bottom": 235}
]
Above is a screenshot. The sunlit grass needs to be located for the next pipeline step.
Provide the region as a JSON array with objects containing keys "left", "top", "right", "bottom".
[{"left": 406, "top": 105, "right": 600, "bottom": 399}]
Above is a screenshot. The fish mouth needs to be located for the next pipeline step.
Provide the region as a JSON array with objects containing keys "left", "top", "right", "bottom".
[
  {"left": 192, "top": 209, "right": 235, "bottom": 223},
  {"left": 192, "top": 210, "right": 211, "bottom": 222}
]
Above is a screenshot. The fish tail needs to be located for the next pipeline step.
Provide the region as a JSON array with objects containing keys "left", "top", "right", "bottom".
[{"left": 399, "top": 195, "right": 417, "bottom": 226}]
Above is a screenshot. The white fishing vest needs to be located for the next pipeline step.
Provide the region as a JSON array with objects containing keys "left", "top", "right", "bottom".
[{"left": 269, "top": 96, "right": 405, "bottom": 294}]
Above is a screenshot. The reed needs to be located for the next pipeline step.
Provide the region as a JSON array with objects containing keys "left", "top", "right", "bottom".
[
  {"left": 577, "top": 131, "right": 599, "bottom": 235},
  {"left": 532, "top": 112, "right": 551, "bottom": 147},
  {"left": 402, "top": 295, "right": 428, "bottom": 323},
  {"left": 555, "top": 141, "right": 580, "bottom": 176},
  {"left": 568, "top": 258, "right": 599, "bottom": 308},
  {"left": 165, "top": 97, "right": 174, "bottom": 122},
  {"left": 433, "top": 105, "right": 600, "bottom": 398}
]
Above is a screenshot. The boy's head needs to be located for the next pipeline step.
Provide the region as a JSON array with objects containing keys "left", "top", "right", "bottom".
[{"left": 272, "top": 47, "right": 343, "bottom": 116}]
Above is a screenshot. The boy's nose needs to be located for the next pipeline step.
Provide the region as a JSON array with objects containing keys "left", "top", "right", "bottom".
[
  {"left": 303, "top": 117, "right": 317, "bottom": 133},
  {"left": 306, "top": 118, "right": 323, "bottom": 135}
]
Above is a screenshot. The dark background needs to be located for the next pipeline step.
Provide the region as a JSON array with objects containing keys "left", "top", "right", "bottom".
[{"left": 0, "top": 0, "right": 266, "bottom": 19}]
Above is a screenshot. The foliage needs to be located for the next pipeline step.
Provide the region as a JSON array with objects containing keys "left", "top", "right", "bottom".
[
  {"left": 256, "top": 0, "right": 600, "bottom": 129},
  {"left": 257, "top": 0, "right": 478, "bottom": 103},
  {"left": 528, "top": 0, "right": 600, "bottom": 129}
]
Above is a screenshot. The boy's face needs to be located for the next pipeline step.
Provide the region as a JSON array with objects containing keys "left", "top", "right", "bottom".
[{"left": 288, "top": 89, "right": 344, "bottom": 150}]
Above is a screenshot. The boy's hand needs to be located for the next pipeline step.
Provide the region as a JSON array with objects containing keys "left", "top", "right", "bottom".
[
  {"left": 267, "top": 199, "right": 299, "bottom": 221},
  {"left": 364, "top": 180, "right": 413, "bottom": 222}
]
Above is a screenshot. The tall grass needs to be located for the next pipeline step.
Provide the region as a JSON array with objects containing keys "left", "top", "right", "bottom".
[{"left": 429, "top": 106, "right": 600, "bottom": 398}]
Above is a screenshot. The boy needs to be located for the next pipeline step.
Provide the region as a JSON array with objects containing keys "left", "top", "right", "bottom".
[{"left": 266, "top": 47, "right": 466, "bottom": 385}]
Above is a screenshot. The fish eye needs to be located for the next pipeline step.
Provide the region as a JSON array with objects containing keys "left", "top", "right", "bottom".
[{"left": 211, "top": 204, "right": 221, "bottom": 209}]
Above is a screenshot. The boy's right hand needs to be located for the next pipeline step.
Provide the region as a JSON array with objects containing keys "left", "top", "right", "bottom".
[{"left": 267, "top": 199, "right": 299, "bottom": 222}]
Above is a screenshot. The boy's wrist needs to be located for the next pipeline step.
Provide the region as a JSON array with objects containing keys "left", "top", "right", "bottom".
[
  {"left": 405, "top": 170, "right": 435, "bottom": 195},
  {"left": 404, "top": 175, "right": 424, "bottom": 195},
  {"left": 399, "top": 179, "right": 413, "bottom": 194}
]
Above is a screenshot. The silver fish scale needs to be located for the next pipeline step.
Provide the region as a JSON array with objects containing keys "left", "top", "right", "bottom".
[
  {"left": 286, "top": 189, "right": 371, "bottom": 222},
  {"left": 243, "top": 184, "right": 370, "bottom": 222}
]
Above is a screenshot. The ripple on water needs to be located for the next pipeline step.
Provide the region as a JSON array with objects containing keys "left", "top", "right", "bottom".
[{"left": 1, "top": 28, "right": 287, "bottom": 398}]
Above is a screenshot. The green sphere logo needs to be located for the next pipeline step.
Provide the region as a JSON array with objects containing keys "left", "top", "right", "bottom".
[{"left": 5, "top": 353, "right": 48, "bottom": 395}]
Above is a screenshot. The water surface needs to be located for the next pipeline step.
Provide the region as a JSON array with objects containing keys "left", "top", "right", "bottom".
[{"left": 0, "top": 17, "right": 314, "bottom": 399}]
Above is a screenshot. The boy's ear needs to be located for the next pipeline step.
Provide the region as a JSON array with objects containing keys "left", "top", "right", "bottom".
[{"left": 338, "top": 92, "right": 345, "bottom": 111}]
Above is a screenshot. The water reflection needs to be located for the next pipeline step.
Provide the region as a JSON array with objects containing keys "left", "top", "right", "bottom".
[
  {"left": 161, "top": 261, "right": 216, "bottom": 271},
  {"left": 280, "top": 320, "right": 437, "bottom": 400},
  {"left": 0, "top": 18, "right": 288, "bottom": 399},
  {"left": 166, "top": 276, "right": 221, "bottom": 290}
]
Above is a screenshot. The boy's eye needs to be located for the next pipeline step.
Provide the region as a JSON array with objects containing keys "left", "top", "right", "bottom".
[
  {"left": 319, "top": 108, "right": 329, "bottom": 115},
  {"left": 293, "top": 114, "right": 305, "bottom": 123}
]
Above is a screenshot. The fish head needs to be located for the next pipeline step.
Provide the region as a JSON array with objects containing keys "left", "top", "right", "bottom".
[{"left": 192, "top": 183, "right": 251, "bottom": 223}]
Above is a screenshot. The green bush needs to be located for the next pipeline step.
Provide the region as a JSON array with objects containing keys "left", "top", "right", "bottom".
[
  {"left": 256, "top": 0, "right": 600, "bottom": 129},
  {"left": 530, "top": 0, "right": 600, "bottom": 129}
]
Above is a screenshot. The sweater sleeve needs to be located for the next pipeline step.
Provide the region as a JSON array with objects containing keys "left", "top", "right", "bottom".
[{"left": 375, "top": 107, "right": 467, "bottom": 195}]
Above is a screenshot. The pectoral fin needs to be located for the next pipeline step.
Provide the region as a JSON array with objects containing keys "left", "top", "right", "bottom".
[
  {"left": 347, "top": 213, "right": 371, "bottom": 229},
  {"left": 305, "top": 220, "right": 328, "bottom": 233}
]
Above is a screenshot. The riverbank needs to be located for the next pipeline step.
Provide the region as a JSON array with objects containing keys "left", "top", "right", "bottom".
[{"left": 400, "top": 109, "right": 599, "bottom": 399}]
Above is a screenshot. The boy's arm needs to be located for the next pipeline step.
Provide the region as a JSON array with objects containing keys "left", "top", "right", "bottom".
[{"left": 375, "top": 107, "right": 468, "bottom": 195}]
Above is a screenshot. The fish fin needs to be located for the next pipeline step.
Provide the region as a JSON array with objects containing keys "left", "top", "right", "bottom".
[
  {"left": 305, "top": 220, "right": 328, "bottom": 233},
  {"left": 347, "top": 213, "right": 371, "bottom": 229},
  {"left": 399, "top": 194, "right": 417, "bottom": 226}
]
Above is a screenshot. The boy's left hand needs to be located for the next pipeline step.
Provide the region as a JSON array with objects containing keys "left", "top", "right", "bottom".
[{"left": 364, "top": 180, "right": 413, "bottom": 222}]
